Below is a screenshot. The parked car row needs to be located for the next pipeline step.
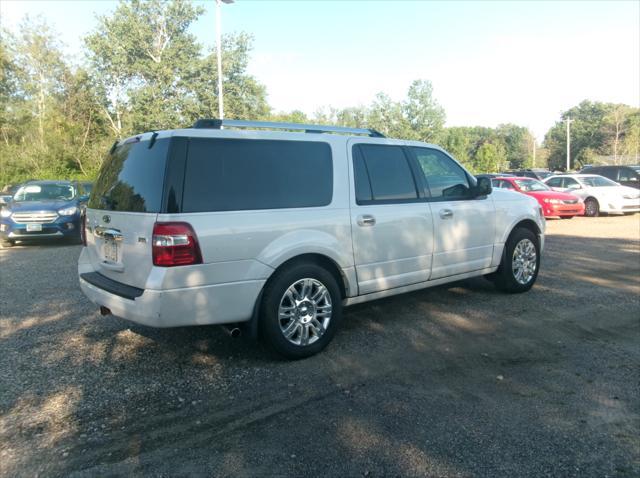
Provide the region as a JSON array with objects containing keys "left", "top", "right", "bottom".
[
  {"left": 580, "top": 165, "right": 640, "bottom": 190},
  {"left": 478, "top": 171, "right": 640, "bottom": 218},
  {"left": 0, "top": 180, "right": 93, "bottom": 247}
]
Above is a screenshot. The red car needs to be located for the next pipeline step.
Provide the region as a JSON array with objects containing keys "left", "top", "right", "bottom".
[{"left": 492, "top": 176, "right": 585, "bottom": 219}]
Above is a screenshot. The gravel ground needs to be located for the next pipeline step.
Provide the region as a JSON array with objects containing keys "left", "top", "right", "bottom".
[{"left": 0, "top": 215, "right": 639, "bottom": 477}]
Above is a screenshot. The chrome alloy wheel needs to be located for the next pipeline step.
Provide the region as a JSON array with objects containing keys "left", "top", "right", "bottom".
[
  {"left": 278, "top": 278, "right": 332, "bottom": 346},
  {"left": 512, "top": 238, "right": 537, "bottom": 285}
]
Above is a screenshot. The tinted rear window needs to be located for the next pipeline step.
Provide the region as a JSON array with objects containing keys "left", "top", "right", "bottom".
[
  {"left": 89, "top": 138, "right": 170, "bottom": 212},
  {"left": 182, "top": 138, "right": 333, "bottom": 212}
]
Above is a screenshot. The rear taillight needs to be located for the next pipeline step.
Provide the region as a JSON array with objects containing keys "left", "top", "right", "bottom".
[
  {"left": 152, "top": 222, "right": 202, "bottom": 267},
  {"left": 81, "top": 213, "right": 87, "bottom": 247}
]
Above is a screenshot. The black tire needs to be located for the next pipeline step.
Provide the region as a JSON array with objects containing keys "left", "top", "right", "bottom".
[
  {"left": 584, "top": 198, "right": 599, "bottom": 217},
  {"left": 260, "top": 262, "right": 342, "bottom": 359},
  {"left": 1, "top": 238, "right": 14, "bottom": 248},
  {"left": 560, "top": 216, "right": 574, "bottom": 220},
  {"left": 491, "top": 228, "right": 540, "bottom": 293}
]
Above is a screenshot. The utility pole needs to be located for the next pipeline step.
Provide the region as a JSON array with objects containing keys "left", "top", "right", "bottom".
[
  {"left": 565, "top": 117, "right": 574, "bottom": 171},
  {"left": 532, "top": 139, "right": 536, "bottom": 168},
  {"left": 216, "top": 0, "right": 234, "bottom": 120}
]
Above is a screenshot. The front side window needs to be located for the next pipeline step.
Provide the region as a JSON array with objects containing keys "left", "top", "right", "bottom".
[
  {"left": 353, "top": 144, "right": 418, "bottom": 203},
  {"left": 182, "top": 138, "right": 333, "bottom": 212},
  {"left": 513, "top": 179, "right": 550, "bottom": 192},
  {"left": 412, "top": 147, "right": 471, "bottom": 199},
  {"left": 546, "top": 177, "right": 563, "bottom": 188},
  {"left": 563, "top": 178, "right": 581, "bottom": 189}
]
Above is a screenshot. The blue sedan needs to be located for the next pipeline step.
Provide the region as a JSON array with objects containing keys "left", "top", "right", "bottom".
[{"left": 0, "top": 181, "right": 88, "bottom": 247}]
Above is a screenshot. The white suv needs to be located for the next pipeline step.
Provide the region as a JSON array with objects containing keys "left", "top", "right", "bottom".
[{"left": 78, "top": 120, "right": 545, "bottom": 358}]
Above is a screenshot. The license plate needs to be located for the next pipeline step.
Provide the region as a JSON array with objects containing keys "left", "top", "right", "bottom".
[
  {"left": 26, "top": 224, "right": 42, "bottom": 232},
  {"left": 104, "top": 239, "right": 118, "bottom": 263}
]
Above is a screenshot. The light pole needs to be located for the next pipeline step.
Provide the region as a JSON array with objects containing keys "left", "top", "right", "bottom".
[
  {"left": 216, "top": 0, "right": 234, "bottom": 120},
  {"left": 532, "top": 137, "right": 536, "bottom": 168},
  {"left": 564, "top": 117, "right": 574, "bottom": 171}
]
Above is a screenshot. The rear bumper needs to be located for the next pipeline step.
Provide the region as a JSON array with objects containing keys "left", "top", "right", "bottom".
[{"left": 78, "top": 250, "right": 265, "bottom": 328}]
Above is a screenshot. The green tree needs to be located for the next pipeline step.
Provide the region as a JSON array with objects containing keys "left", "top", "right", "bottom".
[
  {"left": 403, "top": 79, "right": 445, "bottom": 142},
  {"left": 473, "top": 141, "right": 506, "bottom": 173},
  {"left": 542, "top": 100, "right": 640, "bottom": 170},
  {"left": 495, "top": 123, "right": 533, "bottom": 169},
  {"left": 86, "top": 1, "right": 269, "bottom": 135}
]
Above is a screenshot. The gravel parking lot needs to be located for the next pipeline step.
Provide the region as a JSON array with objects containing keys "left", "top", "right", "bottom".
[{"left": 1, "top": 215, "right": 639, "bottom": 477}]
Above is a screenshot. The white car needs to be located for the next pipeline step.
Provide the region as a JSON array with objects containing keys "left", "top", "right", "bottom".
[
  {"left": 543, "top": 174, "right": 640, "bottom": 217},
  {"left": 78, "top": 119, "right": 545, "bottom": 358}
]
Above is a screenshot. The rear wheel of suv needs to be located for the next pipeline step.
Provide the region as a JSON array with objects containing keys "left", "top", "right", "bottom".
[
  {"left": 584, "top": 198, "right": 599, "bottom": 217},
  {"left": 490, "top": 228, "right": 540, "bottom": 293},
  {"left": 260, "top": 262, "right": 342, "bottom": 359}
]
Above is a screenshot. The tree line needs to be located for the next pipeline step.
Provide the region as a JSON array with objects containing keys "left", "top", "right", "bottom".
[{"left": 1, "top": 0, "right": 638, "bottom": 187}]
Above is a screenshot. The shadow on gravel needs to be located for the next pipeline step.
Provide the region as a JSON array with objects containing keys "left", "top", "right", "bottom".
[{"left": 0, "top": 233, "right": 639, "bottom": 477}]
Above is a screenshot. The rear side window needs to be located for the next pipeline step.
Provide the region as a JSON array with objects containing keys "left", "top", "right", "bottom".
[
  {"left": 89, "top": 138, "right": 170, "bottom": 212},
  {"left": 353, "top": 144, "right": 418, "bottom": 204},
  {"left": 182, "top": 139, "right": 332, "bottom": 212},
  {"left": 411, "top": 147, "right": 471, "bottom": 199}
]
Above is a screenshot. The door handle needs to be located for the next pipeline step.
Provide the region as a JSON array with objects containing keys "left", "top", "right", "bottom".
[
  {"left": 357, "top": 215, "right": 376, "bottom": 227},
  {"left": 439, "top": 209, "right": 454, "bottom": 219}
]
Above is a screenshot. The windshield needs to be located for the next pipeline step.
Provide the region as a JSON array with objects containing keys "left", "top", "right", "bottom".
[
  {"left": 580, "top": 176, "right": 618, "bottom": 187},
  {"left": 513, "top": 179, "right": 550, "bottom": 192},
  {"left": 14, "top": 184, "right": 76, "bottom": 202}
]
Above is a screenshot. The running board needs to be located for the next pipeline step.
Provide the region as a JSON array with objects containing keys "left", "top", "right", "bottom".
[{"left": 342, "top": 267, "right": 498, "bottom": 306}]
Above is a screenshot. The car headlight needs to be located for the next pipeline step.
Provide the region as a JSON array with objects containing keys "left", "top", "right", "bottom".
[
  {"left": 58, "top": 206, "right": 78, "bottom": 216},
  {"left": 0, "top": 209, "right": 11, "bottom": 218}
]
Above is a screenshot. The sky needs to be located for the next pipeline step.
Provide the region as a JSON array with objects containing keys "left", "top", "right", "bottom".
[{"left": 1, "top": 0, "right": 639, "bottom": 140}]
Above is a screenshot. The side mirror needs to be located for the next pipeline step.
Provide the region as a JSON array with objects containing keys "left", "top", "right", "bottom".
[
  {"left": 474, "top": 177, "right": 492, "bottom": 197},
  {"left": 78, "top": 194, "right": 89, "bottom": 203},
  {"left": 0, "top": 195, "right": 12, "bottom": 205}
]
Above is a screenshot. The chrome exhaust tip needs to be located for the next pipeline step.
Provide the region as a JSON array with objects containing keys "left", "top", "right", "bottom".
[{"left": 222, "top": 325, "right": 242, "bottom": 338}]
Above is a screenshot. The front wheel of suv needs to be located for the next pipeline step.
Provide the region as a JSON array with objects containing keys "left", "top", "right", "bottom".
[
  {"left": 490, "top": 228, "right": 540, "bottom": 293},
  {"left": 260, "top": 262, "right": 342, "bottom": 359},
  {"left": 1, "top": 238, "right": 14, "bottom": 248}
]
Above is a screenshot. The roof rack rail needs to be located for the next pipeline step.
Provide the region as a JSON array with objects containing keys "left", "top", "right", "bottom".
[{"left": 191, "top": 119, "right": 385, "bottom": 138}]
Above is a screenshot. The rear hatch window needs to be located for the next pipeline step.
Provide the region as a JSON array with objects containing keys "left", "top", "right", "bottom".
[{"left": 89, "top": 138, "right": 170, "bottom": 212}]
